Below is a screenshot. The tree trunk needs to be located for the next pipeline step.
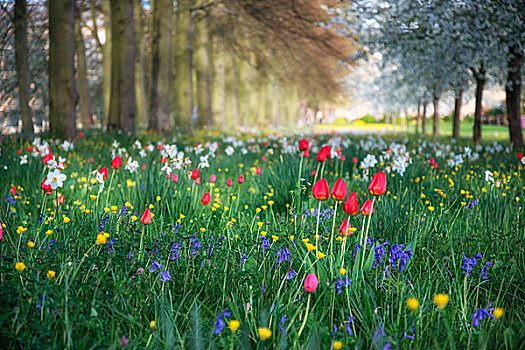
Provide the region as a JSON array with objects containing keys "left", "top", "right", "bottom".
[
  {"left": 187, "top": 0, "right": 195, "bottom": 133},
  {"left": 194, "top": 8, "right": 212, "bottom": 128},
  {"left": 432, "top": 91, "right": 439, "bottom": 138},
  {"left": 473, "top": 70, "right": 485, "bottom": 144},
  {"left": 75, "top": 6, "right": 93, "bottom": 128},
  {"left": 231, "top": 51, "right": 240, "bottom": 128},
  {"left": 173, "top": 0, "right": 192, "bottom": 132},
  {"left": 149, "top": 0, "right": 173, "bottom": 134},
  {"left": 452, "top": 88, "right": 463, "bottom": 140},
  {"left": 102, "top": 0, "right": 112, "bottom": 124},
  {"left": 506, "top": 45, "right": 523, "bottom": 148},
  {"left": 134, "top": 0, "right": 148, "bottom": 129},
  {"left": 415, "top": 100, "right": 421, "bottom": 134},
  {"left": 48, "top": 0, "right": 77, "bottom": 139},
  {"left": 422, "top": 99, "right": 427, "bottom": 137},
  {"left": 108, "top": 0, "right": 136, "bottom": 134},
  {"left": 15, "top": 0, "right": 34, "bottom": 135}
]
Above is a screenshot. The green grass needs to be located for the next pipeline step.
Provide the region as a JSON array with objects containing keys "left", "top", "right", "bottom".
[{"left": 0, "top": 132, "right": 524, "bottom": 349}]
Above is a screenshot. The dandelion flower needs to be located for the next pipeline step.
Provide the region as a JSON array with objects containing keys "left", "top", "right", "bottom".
[
  {"left": 434, "top": 294, "right": 449, "bottom": 309},
  {"left": 15, "top": 262, "right": 26, "bottom": 272},
  {"left": 258, "top": 327, "right": 272, "bottom": 340},
  {"left": 493, "top": 308, "right": 504, "bottom": 319},
  {"left": 229, "top": 320, "right": 240, "bottom": 332},
  {"left": 47, "top": 270, "right": 56, "bottom": 279},
  {"left": 406, "top": 298, "right": 419, "bottom": 310}
]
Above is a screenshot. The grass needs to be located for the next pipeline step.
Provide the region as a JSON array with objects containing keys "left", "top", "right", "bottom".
[{"left": 0, "top": 131, "right": 524, "bottom": 349}]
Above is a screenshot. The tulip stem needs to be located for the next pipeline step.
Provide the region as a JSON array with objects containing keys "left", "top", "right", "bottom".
[
  {"left": 360, "top": 197, "right": 375, "bottom": 272},
  {"left": 138, "top": 225, "right": 146, "bottom": 262},
  {"left": 340, "top": 215, "right": 350, "bottom": 267},
  {"left": 297, "top": 293, "right": 311, "bottom": 339},
  {"left": 329, "top": 201, "right": 339, "bottom": 279},
  {"left": 105, "top": 169, "right": 115, "bottom": 208},
  {"left": 314, "top": 200, "right": 322, "bottom": 253}
]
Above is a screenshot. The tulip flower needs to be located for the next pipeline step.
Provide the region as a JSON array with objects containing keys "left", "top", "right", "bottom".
[
  {"left": 352, "top": 156, "right": 358, "bottom": 164},
  {"left": 340, "top": 155, "right": 345, "bottom": 162},
  {"left": 304, "top": 273, "right": 319, "bottom": 293},
  {"left": 360, "top": 199, "right": 373, "bottom": 216},
  {"left": 321, "top": 145, "right": 331, "bottom": 158},
  {"left": 89, "top": 157, "right": 94, "bottom": 163},
  {"left": 111, "top": 156, "right": 122, "bottom": 169},
  {"left": 201, "top": 193, "right": 211, "bottom": 205},
  {"left": 171, "top": 173, "right": 179, "bottom": 182},
  {"left": 191, "top": 168, "right": 199, "bottom": 180},
  {"left": 97, "top": 168, "right": 108, "bottom": 180},
  {"left": 195, "top": 178, "right": 201, "bottom": 184},
  {"left": 227, "top": 178, "right": 233, "bottom": 187},
  {"left": 210, "top": 175, "right": 216, "bottom": 183},
  {"left": 429, "top": 157, "right": 435, "bottom": 166},
  {"left": 238, "top": 174, "right": 244, "bottom": 183},
  {"left": 10, "top": 186, "right": 16, "bottom": 195},
  {"left": 330, "top": 178, "right": 347, "bottom": 201},
  {"left": 140, "top": 208, "right": 152, "bottom": 225},
  {"left": 41, "top": 179, "right": 52, "bottom": 194},
  {"left": 343, "top": 192, "right": 358, "bottom": 215},
  {"left": 79, "top": 131, "right": 84, "bottom": 138},
  {"left": 433, "top": 162, "right": 438, "bottom": 169},
  {"left": 299, "top": 138, "right": 309, "bottom": 151},
  {"left": 312, "top": 179, "right": 329, "bottom": 201},
  {"left": 316, "top": 151, "right": 327, "bottom": 162},
  {"left": 304, "top": 150, "right": 310, "bottom": 157},
  {"left": 43, "top": 153, "right": 53, "bottom": 164},
  {"left": 368, "top": 171, "right": 386, "bottom": 196},
  {"left": 518, "top": 153, "right": 523, "bottom": 160},
  {"left": 256, "top": 168, "right": 261, "bottom": 175}
]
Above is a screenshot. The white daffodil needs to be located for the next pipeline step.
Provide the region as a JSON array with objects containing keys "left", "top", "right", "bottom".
[{"left": 45, "top": 169, "right": 67, "bottom": 190}]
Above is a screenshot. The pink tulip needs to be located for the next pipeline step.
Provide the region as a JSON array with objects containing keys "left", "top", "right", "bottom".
[{"left": 304, "top": 274, "right": 318, "bottom": 293}]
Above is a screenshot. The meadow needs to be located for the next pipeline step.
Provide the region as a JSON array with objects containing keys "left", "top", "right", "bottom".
[{"left": 0, "top": 131, "right": 524, "bottom": 349}]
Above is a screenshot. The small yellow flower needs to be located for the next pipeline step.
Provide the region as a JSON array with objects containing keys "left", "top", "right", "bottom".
[
  {"left": 406, "top": 298, "right": 419, "bottom": 310},
  {"left": 271, "top": 235, "right": 279, "bottom": 242},
  {"left": 229, "top": 320, "right": 240, "bottom": 332},
  {"left": 333, "top": 341, "right": 343, "bottom": 350},
  {"left": 433, "top": 294, "right": 449, "bottom": 309},
  {"left": 289, "top": 235, "right": 294, "bottom": 241},
  {"left": 125, "top": 201, "right": 131, "bottom": 207},
  {"left": 149, "top": 204, "right": 154, "bottom": 209},
  {"left": 340, "top": 268, "right": 347, "bottom": 275},
  {"left": 15, "top": 262, "right": 26, "bottom": 272},
  {"left": 428, "top": 206, "right": 434, "bottom": 212},
  {"left": 47, "top": 270, "right": 56, "bottom": 279},
  {"left": 46, "top": 229, "right": 53, "bottom": 235},
  {"left": 156, "top": 196, "right": 161, "bottom": 201},
  {"left": 306, "top": 243, "right": 316, "bottom": 251},
  {"left": 200, "top": 227, "right": 206, "bottom": 233},
  {"left": 268, "top": 200, "right": 274, "bottom": 206},
  {"left": 27, "top": 241, "right": 34, "bottom": 248},
  {"left": 258, "top": 327, "right": 272, "bottom": 340},
  {"left": 150, "top": 320, "right": 156, "bottom": 330},
  {"left": 110, "top": 205, "right": 118, "bottom": 212},
  {"left": 90, "top": 195, "right": 97, "bottom": 200},
  {"left": 317, "top": 251, "right": 326, "bottom": 259},
  {"left": 63, "top": 216, "right": 70, "bottom": 223},
  {"left": 131, "top": 215, "right": 137, "bottom": 221},
  {"left": 492, "top": 308, "right": 504, "bottom": 319},
  {"left": 96, "top": 233, "right": 107, "bottom": 245},
  {"left": 260, "top": 231, "right": 267, "bottom": 237},
  {"left": 104, "top": 207, "right": 110, "bottom": 213}
]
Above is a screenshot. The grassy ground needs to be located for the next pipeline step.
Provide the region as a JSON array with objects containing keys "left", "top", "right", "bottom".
[{"left": 0, "top": 131, "right": 524, "bottom": 349}]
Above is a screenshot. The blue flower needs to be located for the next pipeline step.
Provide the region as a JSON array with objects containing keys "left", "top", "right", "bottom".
[
  {"left": 213, "top": 308, "right": 231, "bottom": 334},
  {"left": 159, "top": 270, "right": 172, "bottom": 282}
]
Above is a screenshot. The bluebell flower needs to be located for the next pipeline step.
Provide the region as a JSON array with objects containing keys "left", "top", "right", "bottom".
[
  {"left": 471, "top": 306, "right": 493, "bottom": 326},
  {"left": 160, "top": 269, "right": 172, "bottom": 282},
  {"left": 150, "top": 260, "right": 163, "bottom": 273},
  {"left": 335, "top": 278, "right": 352, "bottom": 294},
  {"left": 286, "top": 269, "right": 297, "bottom": 280},
  {"left": 279, "top": 315, "right": 288, "bottom": 334},
  {"left": 480, "top": 261, "right": 493, "bottom": 279},
  {"left": 462, "top": 253, "right": 482, "bottom": 276},
  {"left": 346, "top": 316, "right": 355, "bottom": 336},
  {"left": 277, "top": 247, "right": 290, "bottom": 263},
  {"left": 261, "top": 237, "right": 270, "bottom": 253},
  {"left": 213, "top": 308, "right": 231, "bottom": 334}
]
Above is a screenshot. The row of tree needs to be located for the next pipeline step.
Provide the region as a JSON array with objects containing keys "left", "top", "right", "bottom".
[
  {"left": 3, "top": 0, "right": 355, "bottom": 138},
  {"left": 350, "top": 0, "right": 525, "bottom": 147}
]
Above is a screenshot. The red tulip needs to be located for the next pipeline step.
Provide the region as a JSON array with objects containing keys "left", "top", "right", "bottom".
[
  {"left": 10, "top": 186, "right": 16, "bottom": 195},
  {"left": 339, "top": 218, "right": 354, "bottom": 236},
  {"left": 79, "top": 131, "right": 84, "bottom": 138},
  {"left": 238, "top": 174, "right": 244, "bottom": 184},
  {"left": 433, "top": 162, "right": 438, "bottom": 169},
  {"left": 304, "top": 273, "right": 319, "bottom": 293},
  {"left": 261, "top": 156, "right": 266, "bottom": 162},
  {"left": 201, "top": 192, "right": 211, "bottom": 205},
  {"left": 299, "top": 138, "right": 309, "bottom": 151},
  {"left": 41, "top": 179, "right": 52, "bottom": 194},
  {"left": 89, "top": 157, "right": 94, "bottom": 163},
  {"left": 330, "top": 178, "right": 347, "bottom": 201},
  {"left": 429, "top": 157, "right": 435, "bottom": 166},
  {"left": 43, "top": 153, "right": 53, "bottom": 164},
  {"left": 368, "top": 171, "right": 386, "bottom": 196},
  {"left": 340, "top": 155, "right": 345, "bottom": 162},
  {"left": 312, "top": 179, "right": 329, "bottom": 201},
  {"left": 142, "top": 164, "right": 147, "bottom": 170},
  {"left": 311, "top": 169, "right": 316, "bottom": 177},
  {"left": 58, "top": 194, "right": 65, "bottom": 204},
  {"left": 111, "top": 156, "right": 122, "bottom": 169},
  {"left": 17, "top": 149, "right": 22, "bottom": 155},
  {"left": 157, "top": 144, "right": 163, "bottom": 151},
  {"left": 210, "top": 175, "right": 216, "bottom": 183},
  {"left": 321, "top": 145, "right": 331, "bottom": 158},
  {"left": 99, "top": 167, "right": 108, "bottom": 180},
  {"left": 256, "top": 167, "right": 262, "bottom": 175},
  {"left": 360, "top": 199, "right": 373, "bottom": 216},
  {"left": 519, "top": 153, "right": 523, "bottom": 160},
  {"left": 191, "top": 168, "right": 200, "bottom": 180},
  {"left": 316, "top": 151, "right": 327, "bottom": 162},
  {"left": 304, "top": 150, "right": 310, "bottom": 158},
  {"left": 27, "top": 146, "right": 32, "bottom": 152},
  {"left": 343, "top": 192, "right": 359, "bottom": 215},
  {"left": 352, "top": 157, "right": 358, "bottom": 164},
  {"left": 171, "top": 173, "right": 179, "bottom": 182},
  {"left": 227, "top": 178, "right": 233, "bottom": 187},
  {"left": 140, "top": 208, "right": 152, "bottom": 225}
]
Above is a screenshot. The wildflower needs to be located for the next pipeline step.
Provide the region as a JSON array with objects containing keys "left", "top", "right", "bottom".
[
  {"left": 150, "top": 320, "right": 156, "bottom": 330},
  {"left": 141, "top": 208, "right": 152, "bottom": 225},
  {"left": 213, "top": 308, "right": 231, "bottom": 334},
  {"left": 343, "top": 192, "right": 359, "bottom": 215},
  {"left": 312, "top": 179, "right": 329, "bottom": 201},
  {"left": 258, "top": 327, "right": 272, "bottom": 340},
  {"left": 96, "top": 234, "right": 107, "bottom": 245},
  {"left": 369, "top": 171, "right": 386, "bottom": 196},
  {"left": 27, "top": 241, "right": 34, "bottom": 248},
  {"left": 331, "top": 178, "right": 347, "bottom": 201},
  {"left": 304, "top": 273, "right": 319, "bottom": 293},
  {"left": 471, "top": 307, "right": 493, "bottom": 326},
  {"left": 159, "top": 270, "right": 172, "bottom": 282},
  {"left": 462, "top": 253, "right": 482, "bottom": 276},
  {"left": 335, "top": 278, "right": 352, "bottom": 294},
  {"left": 47, "top": 270, "right": 56, "bottom": 279},
  {"left": 227, "top": 178, "right": 233, "bottom": 186},
  {"left": 15, "top": 262, "right": 26, "bottom": 272},
  {"left": 406, "top": 298, "right": 419, "bottom": 310},
  {"left": 493, "top": 308, "right": 504, "bottom": 319},
  {"left": 41, "top": 178, "right": 53, "bottom": 194},
  {"left": 229, "top": 320, "right": 240, "bottom": 332},
  {"left": 63, "top": 216, "right": 70, "bottom": 223},
  {"left": 340, "top": 268, "right": 346, "bottom": 275},
  {"left": 238, "top": 174, "right": 244, "bottom": 183},
  {"left": 191, "top": 168, "right": 199, "bottom": 180},
  {"left": 111, "top": 156, "right": 122, "bottom": 169},
  {"left": 45, "top": 169, "right": 67, "bottom": 190},
  {"left": 433, "top": 294, "right": 449, "bottom": 309}
]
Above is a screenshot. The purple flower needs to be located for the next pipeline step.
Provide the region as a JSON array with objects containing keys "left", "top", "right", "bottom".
[
  {"left": 286, "top": 269, "right": 297, "bottom": 280},
  {"left": 346, "top": 316, "right": 355, "bottom": 336},
  {"left": 335, "top": 278, "right": 352, "bottom": 294},
  {"left": 213, "top": 308, "right": 231, "bottom": 334},
  {"left": 160, "top": 270, "right": 172, "bottom": 282},
  {"left": 277, "top": 247, "right": 290, "bottom": 263},
  {"left": 150, "top": 260, "right": 163, "bottom": 273},
  {"left": 462, "top": 253, "right": 482, "bottom": 276},
  {"left": 471, "top": 306, "right": 493, "bottom": 326}
]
